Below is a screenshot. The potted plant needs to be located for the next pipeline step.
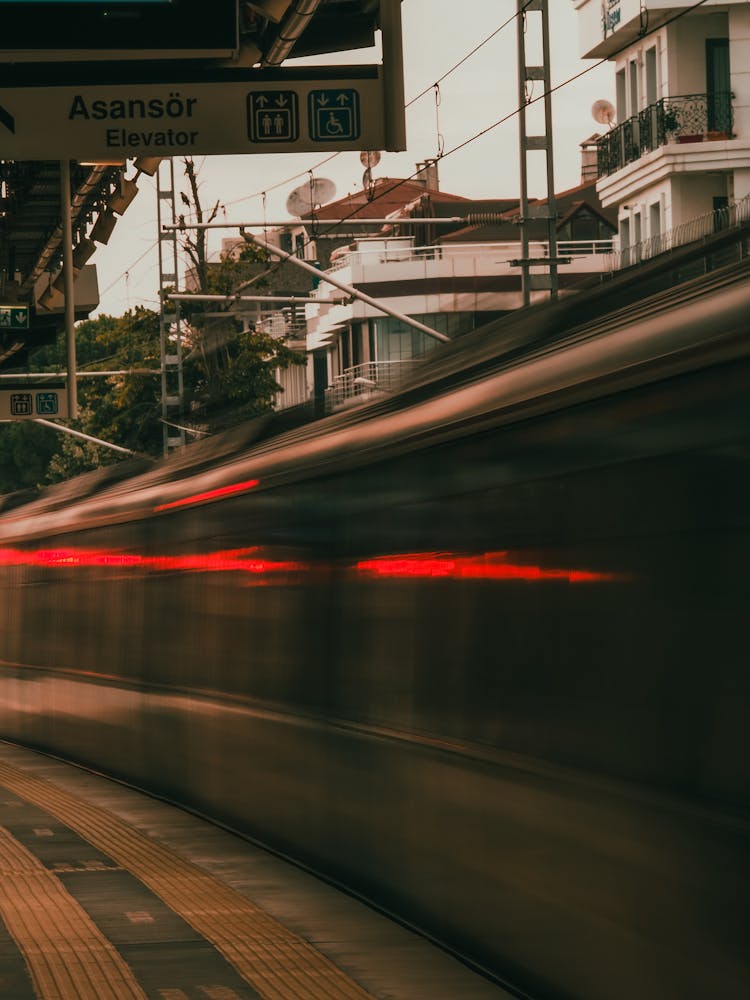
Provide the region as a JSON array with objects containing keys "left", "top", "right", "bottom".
[{"left": 662, "top": 106, "right": 680, "bottom": 136}]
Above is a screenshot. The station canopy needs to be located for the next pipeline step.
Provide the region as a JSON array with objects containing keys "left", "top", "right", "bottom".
[{"left": 0, "top": 1, "right": 392, "bottom": 369}]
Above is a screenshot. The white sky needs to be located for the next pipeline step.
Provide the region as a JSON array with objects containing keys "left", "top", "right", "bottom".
[{"left": 92, "top": 0, "right": 614, "bottom": 317}]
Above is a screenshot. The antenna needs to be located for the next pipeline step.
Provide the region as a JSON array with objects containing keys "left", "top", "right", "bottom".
[
  {"left": 360, "top": 150, "right": 381, "bottom": 169},
  {"left": 592, "top": 99, "right": 616, "bottom": 127},
  {"left": 285, "top": 178, "right": 337, "bottom": 217}
]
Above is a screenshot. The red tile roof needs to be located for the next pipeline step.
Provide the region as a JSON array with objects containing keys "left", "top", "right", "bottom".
[{"left": 314, "top": 178, "right": 471, "bottom": 220}]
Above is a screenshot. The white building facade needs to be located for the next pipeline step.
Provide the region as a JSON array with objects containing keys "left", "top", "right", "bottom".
[
  {"left": 574, "top": 0, "right": 750, "bottom": 258},
  {"left": 306, "top": 233, "right": 614, "bottom": 411}
]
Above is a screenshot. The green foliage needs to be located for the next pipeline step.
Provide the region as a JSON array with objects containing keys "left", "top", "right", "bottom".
[
  {"left": 0, "top": 306, "right": 163, "bottom": 492},
  {"left": 0, "top": 421, "right": 59, "bottom": 495},
  {"left": 179, "top": 226, "right": 305, "bottom": 423},
  {"left": 0, "top": 159, "right": 306, "bottom": 493}
]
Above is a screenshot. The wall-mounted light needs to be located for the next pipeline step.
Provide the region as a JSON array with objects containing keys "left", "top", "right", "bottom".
[
  {"left": 109, "top": 174, "right": 139, "bottom": 216},
  {"left": 78, "top": 159, "right": 127, "bottom": 168},
  {"left": 72, "top": 237, "right": 97, "bottom": 268},
  {"left": 90, "top": 210, "right": 117, "bottom": 244},
  {"left": 133, "top": 157, "right": 163, "bottom": 176}
]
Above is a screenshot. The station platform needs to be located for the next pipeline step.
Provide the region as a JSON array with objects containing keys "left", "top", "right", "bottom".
[{"left": 0, "top": 741, "right": 508, "bottom": 1000}]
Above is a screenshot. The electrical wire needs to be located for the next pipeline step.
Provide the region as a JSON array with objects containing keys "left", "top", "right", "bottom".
[
  {"left": 405, "top": 1, "right": 535, "bottom": 110},
  {"left": 105, "top": 0, "right": 711, "bottom": 306},
  {"left": 219, "top": 3, "right": 533, "bottom": 212},
  {"left": 290, "top": 0, "right": 712, "bottom": 251},
  {"left": 101, "top": 8, "right": 527, "bottom": 289}
]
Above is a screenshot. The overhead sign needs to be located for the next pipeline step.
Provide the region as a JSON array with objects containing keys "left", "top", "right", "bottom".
[
  {"left": 0, "top": 386, "right": 68, "bottom": 420},
  {"left": 0, "top": 305, "right": 29, "bottom": 330},
  {"left": 0, "top": 0, "right": 236, "bottom": 59},
  {"left": 0, "top": 68, "right": 395, "bottom": 159}
]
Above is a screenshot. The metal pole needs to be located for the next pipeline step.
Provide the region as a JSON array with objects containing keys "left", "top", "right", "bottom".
[
  {"left": 540, "top": 0, "right": 559, "bottom": 299},
  {"left": 34, "top": 419, "right": 135, "bottom": 455},
  {"left": 380, "top": 0, "right": 407, "bottom": 151},
  {"left": 516, "top": 2, "right": 530, "bottom": 308},
  {"left": 240, "top": 230, "right": 449, "bottom": 343},
  {"left": 0, "top": 370, "right": 160, "bottom": 379},
  {"left": 163, "top": 218, "right": 468, "bottom": 230},
  {"left": 60, "top": 159, "right": 77, "bottom": 418},
  {"left": 168, "top": 293, "right": 339, "bottom": 304}
]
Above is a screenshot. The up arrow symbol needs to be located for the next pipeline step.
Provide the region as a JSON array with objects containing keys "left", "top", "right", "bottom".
[{"left": 0, "top": 104, "right": 15, "bottom": 134}]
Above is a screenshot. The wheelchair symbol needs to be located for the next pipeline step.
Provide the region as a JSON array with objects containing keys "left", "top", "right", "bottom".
[
  {"left": 324, "top": 112, "right": 345, "bottom": 135},
  {"left": 309, "top": 89, "right": 360, "bottom": 142}
]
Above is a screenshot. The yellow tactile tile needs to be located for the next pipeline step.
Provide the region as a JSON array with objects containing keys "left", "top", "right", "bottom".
[
  {"left": 0, "top": 825, "right": 148, "bottom": 1000},
  {"left": 0, "top": 761, "right": 375, "bottom": 1000}
]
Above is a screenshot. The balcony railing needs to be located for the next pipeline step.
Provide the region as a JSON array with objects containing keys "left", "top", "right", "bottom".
[
  {"left": 597, "top": 92, "right": 733, "bottom": 177},
  {"left": 614, "top": 191, "right": 750, "bottom": 269},
  {"left": 324, "top": 360, "right": 421, "bottom": 412},
  {"left": 322, "top": 239, "right": 615, "bottom": 276}
]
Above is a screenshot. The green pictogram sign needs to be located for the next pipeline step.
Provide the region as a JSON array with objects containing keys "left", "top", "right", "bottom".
[{"left": 0, "top": 305, "right": 29, "bottom": 329}]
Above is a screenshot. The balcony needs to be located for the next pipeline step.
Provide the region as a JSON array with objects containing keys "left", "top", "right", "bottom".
[
  {"left": 597, "top": 92, "right": 734, "bottom": 177},
  {"left": 324, "top": 360, "right": 421, "bottom": 412}
]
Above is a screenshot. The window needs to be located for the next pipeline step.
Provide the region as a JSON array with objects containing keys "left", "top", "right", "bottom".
[
  {"left": 620, "top": 217, "right": 631, "bottom": 267},
  {"left": 629, "top": 60, "right": 639, "bottom": 115},
  {"left": 706, "top": 39, "right": 731, "bottom": 133},
  {"left": 645, "top": 47, "right": 657, "bottom": 106},
  {"left": 633, "top": 212, "right": 642, "bottom": 262},
  {"left": 616, "top": 69, "right": 626, "bottom": 122},
  {"left": 649, "top": 202, "right": 661, "bottom": 256}
]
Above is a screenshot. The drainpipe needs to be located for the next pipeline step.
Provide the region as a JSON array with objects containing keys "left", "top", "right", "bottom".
[{"left": 261, "top": 0, "right": 324, "bottom": 66}]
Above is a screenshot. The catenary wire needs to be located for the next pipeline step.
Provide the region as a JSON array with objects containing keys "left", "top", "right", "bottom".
[
  {"left": 105, "top": 0, "right": 710, "bottom": 303},
  {"left": 99, "top": 7, "right": 528, "bottom": 291},
  {"left": 290, "top": 0, "right": 712, "bottom": 250}
]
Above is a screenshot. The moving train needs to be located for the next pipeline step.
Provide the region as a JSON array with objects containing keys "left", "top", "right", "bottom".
[{"left": 0, "top": 249, "right": 748, "bottom": 999}]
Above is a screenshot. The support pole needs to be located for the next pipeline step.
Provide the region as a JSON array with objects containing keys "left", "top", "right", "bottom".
[
  {"left": 34, "top": 419, "right": 135, "bottom": 455},
  {"left": 240, "top": 230, "right": 450, "bottom": 343},
  {"left": 515, "top": 0, "right": 559, "bottom": 305},
  {"left": 380, "top": 0, "right": 407, "bottom": 151},
  {"left": 60, "top": 159, "right": 77, "bottom": 418}
]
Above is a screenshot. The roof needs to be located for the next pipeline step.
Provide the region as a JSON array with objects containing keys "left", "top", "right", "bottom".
[
  {"left": 313, "top": 178, "right": 471, "bottom": 222},
  {"left": 436, "top": 179, "right": 618, "bottom": 244}
]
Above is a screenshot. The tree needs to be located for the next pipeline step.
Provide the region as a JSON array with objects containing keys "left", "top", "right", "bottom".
[
  {"left": 0, "top": 157, "right": 306, "bottom": 493},
  {"left": 0, "top": 307, "right": 163, "bottom": 491},
  {"left": 177, "top": 157, "right": 305, "bottom": 424}
]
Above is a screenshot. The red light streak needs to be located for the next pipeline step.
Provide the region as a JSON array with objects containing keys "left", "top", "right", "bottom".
[
  {"left": 0, "top": 546, "right": 303, "bottom": 576},
  {"left": 154, "top": 478, "right": 260, "bottom": 512},
  {"left": 0, "top": 547, "right": 622, "bottom": 584},
  {"left": 355, "top": 551, "right": 620, "bottom": 583}
]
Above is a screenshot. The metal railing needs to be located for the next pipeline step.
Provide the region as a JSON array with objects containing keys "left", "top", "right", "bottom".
[
  {"left": 322, "top": 239, "right": 615, "bottom": 275},
  {"left": 613, "top": 193, "right": 750, "bottom": 270},
  {"left": 598, "top": 92, "right": 733, "bottom": 177},
  {"left": 324, "top": 359, "right": 421, "bottom": 412}
]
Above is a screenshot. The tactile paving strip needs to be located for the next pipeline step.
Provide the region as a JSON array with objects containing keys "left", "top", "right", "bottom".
[
  {"left": 0, "top": 825, "right": 147, "bottom": 1000},
  {"left": 0, "top": 760, "right": 374, "bottom": 1000}
]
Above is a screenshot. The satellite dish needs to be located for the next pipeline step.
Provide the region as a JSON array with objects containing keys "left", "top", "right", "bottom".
[
  {"left": 592, "top": 99, "right": 616, "bottom": 126},
  {"left": 285, "top": 177, "right": 337, "bottom": 217},
  {"left": 360, "top": 150, "right": 381, "bottom": 169}
]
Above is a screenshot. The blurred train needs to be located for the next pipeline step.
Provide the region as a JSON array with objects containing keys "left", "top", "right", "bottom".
[{"left": 0, "top": 250, "right": 749, "bottom": 999}]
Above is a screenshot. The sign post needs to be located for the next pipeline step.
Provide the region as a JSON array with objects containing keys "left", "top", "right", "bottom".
[
  {"left": 0, "top": 67, "right": 402, "bottom": 159},
  {"left": 0, "top": 385, "right": 69, "bottom": 420},
  {"left": 0, "top": 305, "right": 29, "bottom": 330}
]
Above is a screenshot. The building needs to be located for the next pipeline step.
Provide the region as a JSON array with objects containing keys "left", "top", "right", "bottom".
[
  {"left": 299, "top": 165, "right": 616, "bottom": 412},
  {"left": 574, "top": 0, "right": 750, "bottom": 262}
]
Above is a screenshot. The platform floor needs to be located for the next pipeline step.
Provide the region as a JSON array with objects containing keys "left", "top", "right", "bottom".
[{"left": 0, "top": 741, "right": 509, "bottom": 1000}]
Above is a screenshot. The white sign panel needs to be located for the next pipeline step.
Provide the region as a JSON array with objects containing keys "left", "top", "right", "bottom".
[
  {"left": 0, "top": 70, "right": 391, "bottom": 159},
  {"left": 0, "top": 387, "right": 69, "bottom": 421}
]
